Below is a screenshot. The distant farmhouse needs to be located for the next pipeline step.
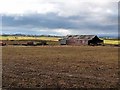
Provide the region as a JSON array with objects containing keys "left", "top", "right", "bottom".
[{"left": 59, "top": 35, "right": 103, "bottom": 45}]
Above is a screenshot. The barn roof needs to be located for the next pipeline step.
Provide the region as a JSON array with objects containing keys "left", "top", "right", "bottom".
[{"left": 66, "top": 35, "right": 97, "bottom": 40}]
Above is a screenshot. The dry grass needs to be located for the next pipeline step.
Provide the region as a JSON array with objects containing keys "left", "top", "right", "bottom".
[{"left": 2, "top": 46, "right": 119, "bottom": 88}]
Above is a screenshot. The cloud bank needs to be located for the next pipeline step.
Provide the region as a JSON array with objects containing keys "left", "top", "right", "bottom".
[{"left": 0, "top": 0, "right": 118, "bottom": 36}]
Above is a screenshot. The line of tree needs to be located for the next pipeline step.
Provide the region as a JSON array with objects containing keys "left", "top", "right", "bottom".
[{"left": 1, "top": 33, "right": 63, "bottom": 38}]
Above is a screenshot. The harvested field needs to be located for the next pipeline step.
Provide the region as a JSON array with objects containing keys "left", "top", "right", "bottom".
[{"left": 2, "top": 46, "right": 119, "bottom": 88}]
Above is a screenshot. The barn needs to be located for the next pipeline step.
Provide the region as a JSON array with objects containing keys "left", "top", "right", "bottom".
[{"left": 59, "top": 35, "right": 103, "bottom": 45}]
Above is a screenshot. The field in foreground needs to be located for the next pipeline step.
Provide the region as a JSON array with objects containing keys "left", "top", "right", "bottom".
[{"left": 2, "top": 46, "right": 119, "bottom": 88}]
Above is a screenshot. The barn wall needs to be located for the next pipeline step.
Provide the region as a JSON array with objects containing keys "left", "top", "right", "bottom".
[
  {"left": 76, "top": 40, "right": 88, "bottom": 45},
  {"left": 67, "top": 38, "right": 76, "bottom": 45},
  {"left": 67, "top": 39, "right": 89, "bottom": 45},
  {"left": 88, "top": 39, "right": 103, "bottom": 45}
]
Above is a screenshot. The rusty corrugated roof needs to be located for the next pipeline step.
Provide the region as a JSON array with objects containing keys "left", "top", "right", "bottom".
[{"left": 66, "top": 35, "right": 96, "bottom": 40}]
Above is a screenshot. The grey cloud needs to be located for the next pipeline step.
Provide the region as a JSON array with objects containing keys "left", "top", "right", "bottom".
[
  {"left": 1, "top": 1, "right": 118, "bottom": 36},
  {"left": 2, "top": 12, "right": 117, "bottom": 29}
]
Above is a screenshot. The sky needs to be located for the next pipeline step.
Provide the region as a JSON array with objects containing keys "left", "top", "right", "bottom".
[{"left": 0, "top": 0, "right": 119, "bottom": 36}]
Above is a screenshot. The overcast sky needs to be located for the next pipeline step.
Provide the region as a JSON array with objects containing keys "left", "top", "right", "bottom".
[{"left": 0, "top": 0, "right": 119, "bottom": 36}]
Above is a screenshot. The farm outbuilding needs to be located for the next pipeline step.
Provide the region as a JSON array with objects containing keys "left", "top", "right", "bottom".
[
  {"left": 59, "top": 35, "right": 103, "bottom": 45},
  {"left": 0, "top": 41, "right": 6, "bottom": 46}
]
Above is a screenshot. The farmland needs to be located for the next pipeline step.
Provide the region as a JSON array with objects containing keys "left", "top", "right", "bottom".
[
  {"left": 103, "top": 39, "right": 120, "bottom": 45},
  {"left": 2, "top": 46, "right": 119, "bottom": 88},
  {"left": 0, "top": 35, "right": 120, "bottom": 45},
  {"left": 0, "top": 36, "right": 60, "bottom": 41}
]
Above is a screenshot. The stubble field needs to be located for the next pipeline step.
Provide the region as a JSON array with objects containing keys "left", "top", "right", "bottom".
[{"left": 2, "top": 46, "right": 119, "bottom": 88}]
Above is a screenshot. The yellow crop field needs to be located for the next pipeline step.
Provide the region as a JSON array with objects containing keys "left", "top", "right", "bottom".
[
  {"left": 103, "top": 39, "right": 120, "bottom": 45},
  {"left": 0, "top": 36, "right": 61, "bottom": 41}
]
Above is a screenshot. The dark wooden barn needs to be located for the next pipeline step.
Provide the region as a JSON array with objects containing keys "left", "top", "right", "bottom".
[{"left": 59, "top": 35, "right": 103, "bottom": 45}]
